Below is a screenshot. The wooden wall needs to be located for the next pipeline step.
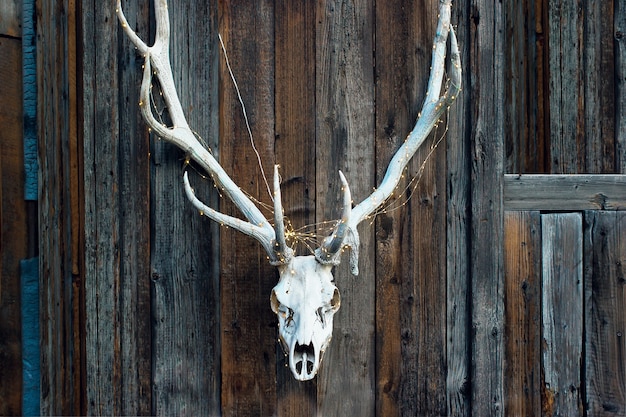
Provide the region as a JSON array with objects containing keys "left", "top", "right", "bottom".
[{"left": 33, "top": 0, "right": 626, "bottom": 416}]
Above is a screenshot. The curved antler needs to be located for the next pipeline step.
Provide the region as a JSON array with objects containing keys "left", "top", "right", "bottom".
[
  {"left": 116, "top": 0, "right": 288, "bottom": 262},
  {"left": 317, "top": 0, "right": 461, "bottom": 275}
]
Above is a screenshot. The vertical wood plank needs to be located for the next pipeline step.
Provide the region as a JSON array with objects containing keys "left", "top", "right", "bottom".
[
  {"left": 547, "top": 0, "right": 584, "bottom": 173},
  {"left": 274, "top": 0, "right": 318, "bottom": 414},
  {"left": 583, "top": 1, "right": 616, "bottom": 173},
  {"left": 148, "top": 1, "right": 221, "bottom": 415},
  {"left": 39, "top": 0, "right": 83, "bottom": 414},
  {"left": 218, "top": 1, "right": 277, "bottom": 415},
  {"left": 541, "top": 212, "right": 583, "bottom": 416},
  {"left": 616, "top": 0, "right": 626, "bottom": 174},
  {"left": 0, "top": 35, "right": 25, "bottom": 416},
  {"left": 504, "top": 211, "right": 542, "bottom": 416},
  {"left": 584, "top": 211, "right": 626, "bottom": 416},
  {"left": 446, "top": 2, "right": 472, "bottom": 415},
  {"left": 469, "top": 0, "right": 505, "bottom": 415},
  {"left": 315, "top": 0, "right": 375, "bottom": 414}
]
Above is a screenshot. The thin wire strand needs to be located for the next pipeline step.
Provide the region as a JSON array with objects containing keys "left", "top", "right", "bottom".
[{"left": 218, "top": 33, "right": 273, "bottom": 201}]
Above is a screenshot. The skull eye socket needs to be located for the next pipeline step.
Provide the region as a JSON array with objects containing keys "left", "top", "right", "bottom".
[
  {"left": 270, "top": 290, "right": 294, "bottom": 326},
  {"left": 330, "top": 288, "right": 341, "bottom": 312}
]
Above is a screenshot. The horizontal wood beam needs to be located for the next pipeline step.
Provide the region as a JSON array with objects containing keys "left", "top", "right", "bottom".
[{"left": 504, "top": 174, "right": 626, "bottom": 211}]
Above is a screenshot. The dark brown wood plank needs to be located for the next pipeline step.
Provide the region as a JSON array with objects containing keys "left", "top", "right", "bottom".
[
  {"left": 0, "top": 36, "right": 25, "bottom": 416},
  {"left": 218, "top": 2, "right": 278, "bottom": 416},
  {"left": 504, "top": 211, "right": 542, "bottom": 416},
  {"left": 469, "top": 0, "right": 506, "bottom": 415},
  {"left": 274, "top": 0, "right": 318, "bottom": 414},
  {"left": 584, "top": 1, "right": 616, "bottom": 173},
  {"left": 0, "top": 0, "right": 20, "bottom": 37},
  {"left": 616, "top": 1, "right": 626, "bottom": 174},
  {"left": 315, "top": 0, "right": 375, "bottom": 414},
  {"left": 541, "top": 213, "right": 583, "bottom": 416},
  {"left": 547, "top": 0, "right": 584, "bottom": 173},
  {"left": 147, "top": 1, "right": 221, "bottom": 415},
  {"left": 393, "top": 1, "right": 448, "bottom": 413},
  {"left": 584, "top": 211, "right": 626, "bottom": 415},
  {"left": 446, "top": 2, "right": 472, "bottom": 415},
  {"left": 38, "top": 0, "right": 82, "bottom": 413},
  {"left": 504, "top": 174, "right": 626, "bottom": 211}
]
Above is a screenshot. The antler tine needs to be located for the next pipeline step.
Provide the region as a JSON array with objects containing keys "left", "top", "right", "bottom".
[
  {"left": 332, "top": 0, "right": 461, "bottom": 274},
  {"left": 271, "top": 166, "right": 293, "bottom": 265},
  {"left": 117, "top": 0, "right": 279, "bottom": 261},
  {"left": 315, "top": 171, "right": 352, "bottom": 266}
]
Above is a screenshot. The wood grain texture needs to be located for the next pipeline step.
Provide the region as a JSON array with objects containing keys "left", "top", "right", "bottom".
[
  {"left": 218, "top": 1, "right": 278, "bottom": 416},
  {"left": 504, "top": 211, "right": 542, "bottom": 416},
  {"left": 0, "top": 36, "right": 25, "bottom": 416},
  {"left": 0, "top": 0, "right": 20, "bottom": 37},
  {"left": 274, "top": 0, "right": 318, "bottom": 414},
  {"left": 38, "top": 0, "right": 83, "bottom": 413},
  {"left": 315, "top": 0, "right": 375, "bottom": 415},
  {"left": 616, "top": 1, "right": 626, "bottom": 174},
  {"left": 469, "top": 0, "right": 505, "bottom": 415},
  {"left": 541, "top": 213, "right": 583, "bottom": 416},
  {"left": 584, "top": 211, "right": 626, "bottom": 416},
  {"left": 504, "top": 174, "right": 626, "bottom": 211}
]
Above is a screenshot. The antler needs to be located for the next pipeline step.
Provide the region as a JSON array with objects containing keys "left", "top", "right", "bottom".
[
  {"left": 316, "top": 0, "right": 461, "bottom": 274},
  {"left": 116, "top": 0, "right": 292, "bottom": 264}
]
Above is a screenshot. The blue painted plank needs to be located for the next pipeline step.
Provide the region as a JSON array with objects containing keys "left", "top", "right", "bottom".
[
  {"left": 20, "top": 257, "right": 40, "bottom": 416},
  {"left": 23, "top": 0, "right": 37, "bottom": 201}
]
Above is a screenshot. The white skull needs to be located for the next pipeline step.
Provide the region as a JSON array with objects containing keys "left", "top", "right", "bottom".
[{"left": 270, "top": 255, "right": 341, "bottom": 381}]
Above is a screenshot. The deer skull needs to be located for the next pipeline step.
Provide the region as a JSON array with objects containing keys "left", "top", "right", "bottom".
[
  {"left": 117, "top": 0, "right": 460, "bottom": 381},
  {"left": 271, "top": 257, "right": 341, "bottom": 380}
]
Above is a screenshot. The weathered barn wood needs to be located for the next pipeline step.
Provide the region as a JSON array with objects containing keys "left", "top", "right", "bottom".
[
  {"left": 504, "top": 211, "right": 542, "bottom": 416},
  {"left": 541, "top": 213, "right": 584, "bottom": 415},
  {"left": 584, "top": 211, "right": 626, "bottom": 415},
  {"left": 0, "top": 30, "right": 26, "bottom": 416},
  {"left": 26, "top": 0, "right": 626, "bottom": 416}
]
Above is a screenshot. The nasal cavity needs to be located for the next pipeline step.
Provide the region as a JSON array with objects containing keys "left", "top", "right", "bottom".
[{"left": 294, "top": 342, "right": 315, "bottom": 375}]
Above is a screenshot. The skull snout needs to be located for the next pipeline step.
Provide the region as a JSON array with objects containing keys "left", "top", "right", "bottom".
[{"left": 290, "top": 340, "right": 318, "bottom": 381}]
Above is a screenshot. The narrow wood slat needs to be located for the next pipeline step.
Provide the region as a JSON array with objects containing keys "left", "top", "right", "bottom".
[
  {"left": 504, "top": 174, "right": 626, "bottom": 211},
  {"left": 446, "top": 1, "right": 472, "bottom": 414},
  {"left": 469, "top": 0, "right": 506, "bottom": 415},
  {"left": 547, "top": 0, "right": 584, "bottom": 173},
  {"left": 218, "top": 2, "right": 278, "bottom": 416},
  {"left": 0, "top": 36, "right": 26, "bottom": 416},
  {"left": 616, "top": 1, "right": 626, "bottom": 173},
  {"left": 541, "top": 212, "right": 583, "bottom": 416},
  {"left": 504, "top": 211, "right": 542, "bottom": 416},
  {"left": 274, "top": 0, "right": 318, "bottom": 414},
  {"left": 584, "top": 211, "right": 626, "bottom": 415},
  {"left": 315, "top": 0, "right": 376, "bottom": 414}
]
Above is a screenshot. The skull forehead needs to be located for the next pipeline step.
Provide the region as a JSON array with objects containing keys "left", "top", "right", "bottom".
[{"left": 274, "top": 256, "right": 336, "bottom": 303}]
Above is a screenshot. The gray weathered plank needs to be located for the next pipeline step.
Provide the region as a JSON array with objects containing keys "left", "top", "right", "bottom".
[
  {"left": 541, "top": 212, "right": 584, "bottom": 416},
  {"left": 504, "top": 174, "right": 626, "bottom": 211},
  {"left": 584, "top": 211, "right": 626, "bottom": 416},
  {"left": 149, "top": 0, "right": 220, "bottom": 415},
  {"left": 548, "top": 0, "right": 584, "bottom": 173},
  {"left": 469, "top": 0, "right": 505, "bottom": 415},
  {"left": 616, "top": 0, "right": 626, "bottom": 174},
  {"left": 218, "top": 1, "right": 278, "bottom": 416},
  {"left": 315, "top": 0, "right": 376, "bottom": 415},
  {"left": 504, "top": 211, "right": 542, "bottom": 416}
]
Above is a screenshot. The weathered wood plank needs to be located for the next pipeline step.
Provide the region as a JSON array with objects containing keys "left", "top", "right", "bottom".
[
  {"left": 0, "top": 36, "right": 25, "bottom": 416},
  {"left": 446, "top": 2, "right": 472, "bottom": 415},
  {"left": 504, "top": 211, "right": 542, "bottom": 416},
  {"left": 504, "top": 174, "right": 626, "bottom": 211},
  {"left": 541, "top": 212, "right": 583, "bottom": 416},
  {"left": 584, "top": 1, "right": 616, "bottom": 173},
  {"left": 38, "top": 0, "right": 82, "bottom": 413},
  {"left": 547, "top": 0, "right": 584, "bottom": 173},
  {"left": 0, "top": 0, "right": 20, "bottom": 37},
  {"left": 616, "top": 0, "right": 626, "bottom": 174},
  {"left": 584, "top": 211, "right": 626, "bottom": 416},
  {"left": 315, "top": 0, "right": 375, "bottom": 415},
  {"left": 146, "top": 1, "right": 220, "bottom": 415},
  {"left": 274, "top": 0, "right": 318, "bottom": 414},
  {"left": 469, "top": 0, "right": 505, "bottom": 415},
  {"left": 219, "top": 2, "right": 278, "bottom": 416}
]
